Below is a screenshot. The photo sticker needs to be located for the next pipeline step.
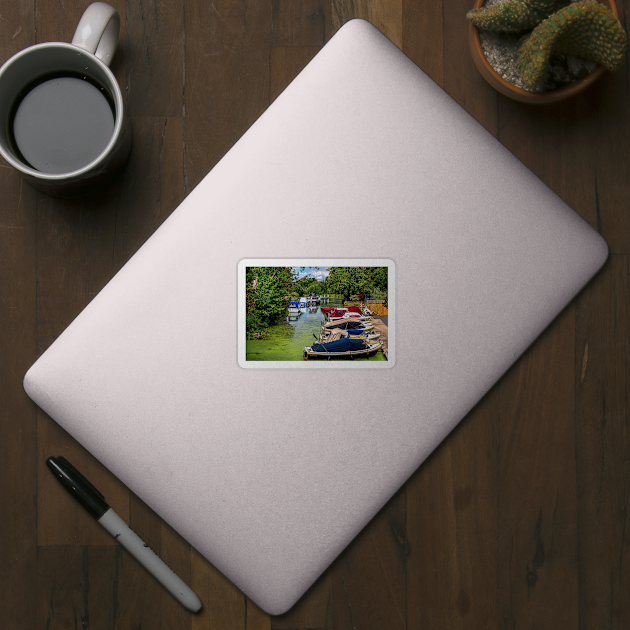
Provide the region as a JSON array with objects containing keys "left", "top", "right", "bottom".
[{"left": 238, "top": 259, "right": 394, "bottom": 368}]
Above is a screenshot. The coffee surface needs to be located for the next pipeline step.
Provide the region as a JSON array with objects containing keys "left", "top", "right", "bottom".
[{"left": 12, "top": 75, "right": 115, "bottom": 174}]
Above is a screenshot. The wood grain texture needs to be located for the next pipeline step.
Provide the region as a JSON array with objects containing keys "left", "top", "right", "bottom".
[
  {"left": 271, "top": 0, "right": 331, "bottom": 46},
  {"left": 1, "top": 0, "right": 628, "bottom": 627},
  {"left": 0, "top": 5, "right": 38, "bottom": 630},
  {"left": 331, "top": 486, "right": 408, "bottom": 630},
  {"left": 332, "top": 0, "right": 402, "bottom": 48},
  {"left": 576, "top": 256, "right": 630, "bottom": 629},
  {"left": 184, "top": 0, "right": 271, "bottom": 191},
  {"left": 126, "top": 0, "right": 184, "bottom": 117},
  {"left": 403, "top": 0, "right": 444, "bottom": 87},
  {"left": 407, "top": 393, "right": 498, "bottom": 629},
  {"left": 496, "top": 304, "right": 579, "bottom": 629},
  {"left": 443, "top": 0, "right": 498, "bottom": 131},
  {"left": 36, "top": 545, "right": 119, "bottom": 630}
]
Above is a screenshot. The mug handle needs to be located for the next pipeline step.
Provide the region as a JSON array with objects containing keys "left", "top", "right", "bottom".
[{"left": 71, "top": 2, "right": 120, "bottom": 67}]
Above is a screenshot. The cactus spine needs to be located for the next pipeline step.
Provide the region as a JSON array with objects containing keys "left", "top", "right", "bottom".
[
  {"left": 467, "top": 0, "right": 568, "bottom": 33},
  {"left": 516, "top": 1, "right": 627, "bottom": 85}
]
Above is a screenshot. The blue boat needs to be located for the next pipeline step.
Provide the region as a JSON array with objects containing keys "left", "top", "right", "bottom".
[{"left": 304, "top": 337, "right": 382, "bottom": 360}]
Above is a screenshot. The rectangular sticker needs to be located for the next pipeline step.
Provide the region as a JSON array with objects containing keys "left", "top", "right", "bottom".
[{"left": 238, "top": 259, "right": 394, "bottom": 368}]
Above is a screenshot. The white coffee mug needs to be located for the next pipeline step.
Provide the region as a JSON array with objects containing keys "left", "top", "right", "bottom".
[{"left": 0, "top": 2, "right": 132, "bottom": 197}]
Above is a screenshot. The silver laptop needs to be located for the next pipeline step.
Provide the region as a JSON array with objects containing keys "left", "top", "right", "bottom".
[{"left": 23, "top": 19, "right": 608, "bottom": 614}]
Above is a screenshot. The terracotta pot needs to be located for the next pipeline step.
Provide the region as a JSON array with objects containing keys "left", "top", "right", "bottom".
[{"left": 468, "top": 0, "right": 619, "bottom": 103}]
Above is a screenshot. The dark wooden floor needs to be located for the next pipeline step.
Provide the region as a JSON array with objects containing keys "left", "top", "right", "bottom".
[{"left": 1, "top": 0, "right": 629, "bottom": 628}]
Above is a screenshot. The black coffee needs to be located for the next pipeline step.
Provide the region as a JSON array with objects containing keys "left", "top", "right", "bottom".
[{"left": 10, "top": 73, "right": 115, "bottom": 174}]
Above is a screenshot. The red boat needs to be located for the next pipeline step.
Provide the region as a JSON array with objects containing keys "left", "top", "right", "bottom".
[{"left": 322, "top": 305, "right": 363, "bottom": 314}]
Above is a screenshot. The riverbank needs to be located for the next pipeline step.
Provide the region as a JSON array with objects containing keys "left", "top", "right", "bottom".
[
  {"left": 245, "top": 306, "right": 388, "bottom": 361},
  {"left": 371, "top": 315, "right": 388, "bottom": 359}
]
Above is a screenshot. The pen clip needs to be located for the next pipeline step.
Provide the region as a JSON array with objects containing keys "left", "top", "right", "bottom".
[{"left": 54, "top": 456, "right": 106, "bottom": 502}]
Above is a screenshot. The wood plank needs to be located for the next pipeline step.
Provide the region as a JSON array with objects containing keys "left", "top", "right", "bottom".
[
  {"left": 184, "top": 0, "right": 272, "bottom": 192},
  {"left": 496, "top": 305, "right": 578, "bottom": 628},
  {"left": 407, "top": 392, "right": 499, "bottom": 629},
  {"left": 492, "top": 43, "right": 630, "bottom": 253},
  {"left": 575, "top": 255, "right": 630, "bottom": 629},
  {"left": 496, "top": 97, "right": 598, "bottom": 221},
  {"left": 271, "top": 0, "right": 330, "bottom": 47},
  {"left": 0, "top": 141, "right": 38, "bottom": 630},
  {"left": 402, "top": 0, "right": 444, "bottom": 88},
  {"left": 330, "top": 485, "right": 407, "bottom": 630},
  {"left": 331, "top": 0, "right": 402, "bottom": 48},
  {"left": 582, "top": 73, "right": 630, "bottom": 254},
  {"left": 0, "top": 5, "right": 39, "bottom": 629},
  {"left": 126, "top": 0, "right": 184, "bottom": 117},
  {"left": 36, "top": 545, "right": 118, "bottom": 630},
  {"left": 443, "top": 0, "right": 497, "bottom": 132}
]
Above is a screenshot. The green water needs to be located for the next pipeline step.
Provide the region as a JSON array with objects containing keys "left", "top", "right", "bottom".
[{"left": 246, "top": 306, "right": 387, "bottom": 361}]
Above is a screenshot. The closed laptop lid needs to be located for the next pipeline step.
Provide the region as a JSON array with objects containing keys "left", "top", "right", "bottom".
[{"left": 23, "top": 19, "right": 607, "bottom": 614}]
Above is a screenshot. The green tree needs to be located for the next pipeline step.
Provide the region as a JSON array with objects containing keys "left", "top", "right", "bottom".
[
  {"left": 326, "top": 267, "right": 388, "bottom": 302},
  {"left": 246, "top": 267, "right": 295, "bottom": 336}
]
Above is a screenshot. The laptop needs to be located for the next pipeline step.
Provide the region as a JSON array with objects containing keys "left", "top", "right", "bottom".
[{"left": 23, "top": 19, "right": 608, "bottom": 614}]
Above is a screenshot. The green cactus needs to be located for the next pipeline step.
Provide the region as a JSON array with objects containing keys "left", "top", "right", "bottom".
[
  {"left": 516, "top": 1, "right": 627, "bottom": 85},
  {"left": 467, "top": 0, "right": 568, "bottom": 33}
]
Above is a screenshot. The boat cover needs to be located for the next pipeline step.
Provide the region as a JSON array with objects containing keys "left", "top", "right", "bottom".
[
  {"left": 322, "top": 330, "right": 349, "bottom": 343},
  {"left": 324, "top": 321, "right": 366, "bottom": 330},
  {"left": 346, "top": 305, "right": 362, "bottom": 314},
  {"left": 310, "top": 338, "right": 367, "bottom": 353}
]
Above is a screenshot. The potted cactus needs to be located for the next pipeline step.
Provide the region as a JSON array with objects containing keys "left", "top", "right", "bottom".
[{"left": 467, "top": 0, "right": 627, "bottom": 102}]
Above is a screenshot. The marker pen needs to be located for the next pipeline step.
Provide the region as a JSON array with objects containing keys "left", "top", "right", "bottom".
[{"left": 46, "top": 456, "right": 202, "bottom": 613}]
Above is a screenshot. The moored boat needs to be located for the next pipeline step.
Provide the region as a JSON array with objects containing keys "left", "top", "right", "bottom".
[
  {"left": 322, "top": 318, "right": 374, "bottom": 332},
  {"left": 324, "top": 306, "right": 372, "bottom": 322},
  {"left": 320, "top": 329, "right": 380, "bottom": 344},
  {"left": 303, "top": 337, "right": 383, "bottom": 360}
]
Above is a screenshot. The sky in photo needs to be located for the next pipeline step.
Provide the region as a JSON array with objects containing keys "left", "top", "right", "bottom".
[{"left": 293, "top": 267, "right": 329, "bottom": 281}]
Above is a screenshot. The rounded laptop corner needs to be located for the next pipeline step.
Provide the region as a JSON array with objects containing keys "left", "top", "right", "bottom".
[
  {"left": 594, "top": 232, "right": 610, "bottom": 272},
  {"left": 23, "top": 363, "right": 39, "bottom": 400}
]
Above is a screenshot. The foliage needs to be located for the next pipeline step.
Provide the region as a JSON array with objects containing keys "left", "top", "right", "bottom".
[
  {"left": 326, "top": 267, "right": 388, "bottom": 303},
  {"left": 292, "top": 274, "right": 327, "bottom": 297},
  {"left": 246, "top": 266, "right": 388, "bottom": 338},
  {"left": 246, "top": 267, "right": 295, "bottom": 337}
]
